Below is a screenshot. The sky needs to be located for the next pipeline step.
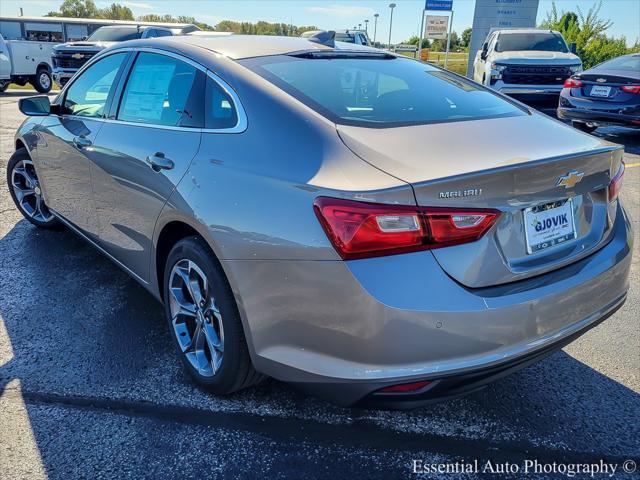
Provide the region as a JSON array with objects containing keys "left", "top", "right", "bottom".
[{"left": 1, "top": 0, "right": 638, "bottom": 45}]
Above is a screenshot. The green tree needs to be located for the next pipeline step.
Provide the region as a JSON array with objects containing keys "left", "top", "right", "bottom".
[
  {"left": 50, "top": 0, "right": 99, "bottom": 18},
  {"left": 538, "top": 0, "right": 632, "bottom": 68},
  {"left": 461, "top": 27, "right": 472, "bottom": 49},
  {"left": 99, "top": 3, "right": 134, "bottom": 20}
]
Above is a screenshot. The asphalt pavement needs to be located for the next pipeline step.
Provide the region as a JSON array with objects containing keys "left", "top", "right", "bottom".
[{"left": 0, "top": 91, "right": 638, "bottom": 480}]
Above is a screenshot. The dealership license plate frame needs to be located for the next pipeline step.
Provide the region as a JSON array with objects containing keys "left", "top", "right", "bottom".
[
  {"left": 523, "top": 199, "right": 577, "bottom": 254},
  {"left": 590, "top": 85, "right": 611, "bottom": 97}
]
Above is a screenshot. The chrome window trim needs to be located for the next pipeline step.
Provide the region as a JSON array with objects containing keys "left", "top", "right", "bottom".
[
  {"left": 56, "top": 46, "right": 248, "bottom": 134},
  {"left": 204, "top": 69, "right": 248, "bottom": 133}
]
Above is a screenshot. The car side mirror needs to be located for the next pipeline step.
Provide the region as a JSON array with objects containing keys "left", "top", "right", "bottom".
[
  {"left": 480, "top": 43, "right": 488, "bottom": 61},
  {"left": 569, "top": 42, "right": 577, "bottom": 54},
  {"left": 18, "top": 96, "right": 51, "bottom": 116}
]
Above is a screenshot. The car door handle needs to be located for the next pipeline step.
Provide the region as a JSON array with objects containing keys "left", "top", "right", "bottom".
[
  {"left": 145, "top": 152, "right": 174, "bottom": 172},
  {"left": 72, "top": 136, "right": 92, "bottom": 149}
]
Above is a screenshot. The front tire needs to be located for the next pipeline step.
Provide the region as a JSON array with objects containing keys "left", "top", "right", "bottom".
[
  {"left": 7, "top": 148, "right": 61, "bottom": 229},
  {"left": 31, "top": 68, "right": 52, "bottom": 93},
  {"left": 164, "top": 236, "right": 264, "bottom": 394},
  {"left": 572, "top": 121, "right": 598, "bottom": 134}
]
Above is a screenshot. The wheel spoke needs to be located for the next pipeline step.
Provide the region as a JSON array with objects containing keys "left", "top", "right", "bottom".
[{"left": 169, "top": 286, "right": 197, "bottom": 319}]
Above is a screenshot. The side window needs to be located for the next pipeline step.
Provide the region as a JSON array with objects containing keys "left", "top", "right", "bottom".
[
  {"left": 118, "top": 52, "right": 199, "bottom": 127},
  {"left": 154, "top": 29, "right": 172, "bottom": 37},
  {"left": 0, "top": 21, "right": 23, "bottom": 40},
  {"left": 205, "top": 75, "right": 238, "bottom": 129},
  {"left": 145, "top": 29, "right": 157, "bottom": 38},
  {"left": 488, "top": 34, "right": 497, "bottom": 53},
  {"left": 63, "top": 52, "right": 126, "bottom": 118},
  {"left": 65, "top": 23, "right": 88, "bottom": 41},
  {"left": 24, "top": 22, "right": 63, "bottom": 42}
]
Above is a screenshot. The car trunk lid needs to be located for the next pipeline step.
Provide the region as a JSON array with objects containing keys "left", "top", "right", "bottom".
[{"left": 337, "top": 114, "right": 623, "bottom": 288}]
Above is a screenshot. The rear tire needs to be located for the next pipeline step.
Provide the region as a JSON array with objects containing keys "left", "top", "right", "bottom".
[
  {"left": 163, "top": 236, "right": 264, "bottom": 394},
  {"left": 572, "top": 121, "right": 597, "bottom": 134},
  {"left": 31, "top": 68, "right": 52, "bottom": 93},
  {"left": 7, "top": 148, "right": 61, "bottom": 229}
]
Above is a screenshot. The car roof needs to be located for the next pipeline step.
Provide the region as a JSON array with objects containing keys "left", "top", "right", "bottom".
[{"left": 158, "top": 34, "right": 374, "bottom": 60}]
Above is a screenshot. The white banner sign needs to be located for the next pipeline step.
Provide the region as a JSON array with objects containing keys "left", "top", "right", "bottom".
[
  {"left": 425, "top": 15, "right": 449, "bottom": 40},
  {"left": 466, "top": 0, "right": 540, "bottom": 77}
]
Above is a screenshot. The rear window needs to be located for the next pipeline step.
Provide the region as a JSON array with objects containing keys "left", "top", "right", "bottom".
[
  {"left": 596, "top": 55, "right": 640, "bottom": 72},
  {"left": 242, "top": 55, "right": 525, "bottom": 127}
]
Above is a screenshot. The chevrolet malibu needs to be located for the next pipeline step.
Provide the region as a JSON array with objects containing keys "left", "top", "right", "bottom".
[{"left": 8, "top": 34, "right": 632, "bottom": 408}]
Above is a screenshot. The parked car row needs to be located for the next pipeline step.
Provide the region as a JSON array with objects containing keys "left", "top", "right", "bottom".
[
  {"left": 472, "top": 28, "right": 639, "bottom": 132},
  {"left": 0, "top": 15, "right": 202, "bottom": 92}
]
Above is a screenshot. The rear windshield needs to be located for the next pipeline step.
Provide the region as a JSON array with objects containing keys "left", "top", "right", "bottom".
[
  {"left": 495, "top": 32, "right": 568, "bottom": 53},
  {"left": 596, "top": 55, "right": 640, "bottom": 72},
  {"left": 241, "top": 55, "right": 525, "bottom": 127},
  {"left": 335, "top": 33, "right": 355, "bottom": 44},
  {"left": 88, "top": 27, "right": 142, "bottom": 42}
]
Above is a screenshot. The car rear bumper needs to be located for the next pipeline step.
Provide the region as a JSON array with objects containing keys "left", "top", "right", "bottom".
[
  {"left": 558, "top": 106, "right": 640, "bottom": 128},
  {"left": 221, "top": 203, "right": 633, "bottom": 407}
]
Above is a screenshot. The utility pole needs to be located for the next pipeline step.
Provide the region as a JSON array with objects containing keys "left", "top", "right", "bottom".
[
  {"left": 373, "top": 13, "right": 379, "bottom": 43},
  {"left": 364, "top": 19, "right": 369, "bottom": 33},
  {"left": 388, "top": 3, "right": 396, "bottom": 49}
]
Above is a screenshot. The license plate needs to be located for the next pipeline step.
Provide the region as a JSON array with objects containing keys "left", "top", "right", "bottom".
[
  {"left": 523, "top": 199, "right": 576, "bottom": 254},
  {"left": 590, "top": 85, "right": 611, "bottom": 97}
]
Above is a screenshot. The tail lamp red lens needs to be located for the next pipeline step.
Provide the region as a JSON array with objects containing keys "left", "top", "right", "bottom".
[
  {"left": 563, "top": 77, "right": 583, "bottom": 88},
  {"left": 609, "top": 162, "right": 625, "bottom": 201},
  {"left": 620, "top": 85, "right": 640, "bottom": 94},
  {"left": 378, "top": 380, "right": 432, "bottom": 393},
  {"left": 313, "top": 197, "right": 500, "bottom": 260}
]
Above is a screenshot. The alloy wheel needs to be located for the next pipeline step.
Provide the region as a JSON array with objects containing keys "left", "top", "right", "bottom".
[
  {"left": 11, "top": 159, "right": 54, "bottom": 223},
  {"left": 168, "top": 259, "right": 224, "bottom": 377}
]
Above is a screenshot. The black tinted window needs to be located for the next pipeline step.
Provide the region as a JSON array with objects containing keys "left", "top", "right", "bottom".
[
  {"left": 597, "top": 55, "right": 640, "bottom": 72},
  {"left": 88, "top": 27, "right": 142, "bottom": 42},
  {"left": 495, "top": 33, "right": 568, "bottom": 53},
  {"left": 64, "top": 53, "right": 126, "bottom": 117},
  {"left": 243, "top": 55, "right": 524, "bottom": 127},
  {"left": 206, "top": 75, "right": 238, "bottom": 129},
  {"left": 118, "top": 52, "right": 198, "bottom": 127}
]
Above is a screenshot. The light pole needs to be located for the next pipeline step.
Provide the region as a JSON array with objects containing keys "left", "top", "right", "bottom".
[
  {"left": 388, "top": 3, "right": 396, "bottom": 49},
  {"left": 373, "top": 13, "right": 379, "bottom": 43},
  {"left": 364, "top": 19, "right": 369, "bottom": 33}
]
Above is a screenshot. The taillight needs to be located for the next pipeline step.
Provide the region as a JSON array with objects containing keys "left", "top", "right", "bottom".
[
  {"left": 378, "top": 380, "right": 432, "bottom": 393},
  {"left": 621, "top": 85, "right": 640, "bottom": 94},
  {"left": 313, "top": 197, "right": 500, "bottom": 260},
  {"left": 609, "top": 162, "right": 625, "bottom": 201},
  {"left": 563, "top": 77, "right": 583, "bottom": 88}
]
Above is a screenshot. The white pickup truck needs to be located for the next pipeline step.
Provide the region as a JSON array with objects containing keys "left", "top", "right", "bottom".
[
  {"left": 0, "top": 33, "right": 53, "bottom": 92},
  {"left": 473, "top": 29, "right": 582, "bottom": 109}
]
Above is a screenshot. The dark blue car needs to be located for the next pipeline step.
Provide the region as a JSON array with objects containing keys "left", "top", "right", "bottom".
[{"left": 558, "top": 53, "right": 640, "bottom": 133}]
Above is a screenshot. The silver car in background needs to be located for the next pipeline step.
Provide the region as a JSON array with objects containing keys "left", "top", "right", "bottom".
[{"left": 8, "top": 34, "right": 632, "bottom": 408}]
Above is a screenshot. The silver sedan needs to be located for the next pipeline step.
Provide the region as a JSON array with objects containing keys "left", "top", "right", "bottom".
[{"left": 7, "top": 34, "right": 632, "bottom": 408}]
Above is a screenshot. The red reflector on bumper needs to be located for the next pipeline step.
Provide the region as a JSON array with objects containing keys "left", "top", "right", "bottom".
[{"left": 378, "top": 380, "right": 432, "bottom": 393}]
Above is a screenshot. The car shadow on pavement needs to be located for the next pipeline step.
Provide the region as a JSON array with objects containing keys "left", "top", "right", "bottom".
[{"left": 0, "top": 218, "right": 639, "bottom": 478}]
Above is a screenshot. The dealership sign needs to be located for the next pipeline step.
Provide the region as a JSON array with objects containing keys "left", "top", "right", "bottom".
[
  {"left": 466, "top": 0, "right": 540, "bottom": 77},
  {"left": 425, "top": 15, "right": 449, "bottom": 39},
  {"left": 425, "top": 0, "right": 453, "bottom": 11}
]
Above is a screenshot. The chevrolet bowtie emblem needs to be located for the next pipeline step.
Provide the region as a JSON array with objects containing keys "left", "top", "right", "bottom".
[
  {"left": 71, "top": 53, "right": 84, "bottom": 59},
  {"left": 596, "top": 78, "right": 607, "bottom": 83},
  {"left": 557, "top": 171, "right": 584, "bottom": 189}
]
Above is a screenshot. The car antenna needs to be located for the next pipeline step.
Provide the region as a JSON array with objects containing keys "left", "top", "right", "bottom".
[{"left": 307, "top": 30, "right": 336, "bottom": 48}]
